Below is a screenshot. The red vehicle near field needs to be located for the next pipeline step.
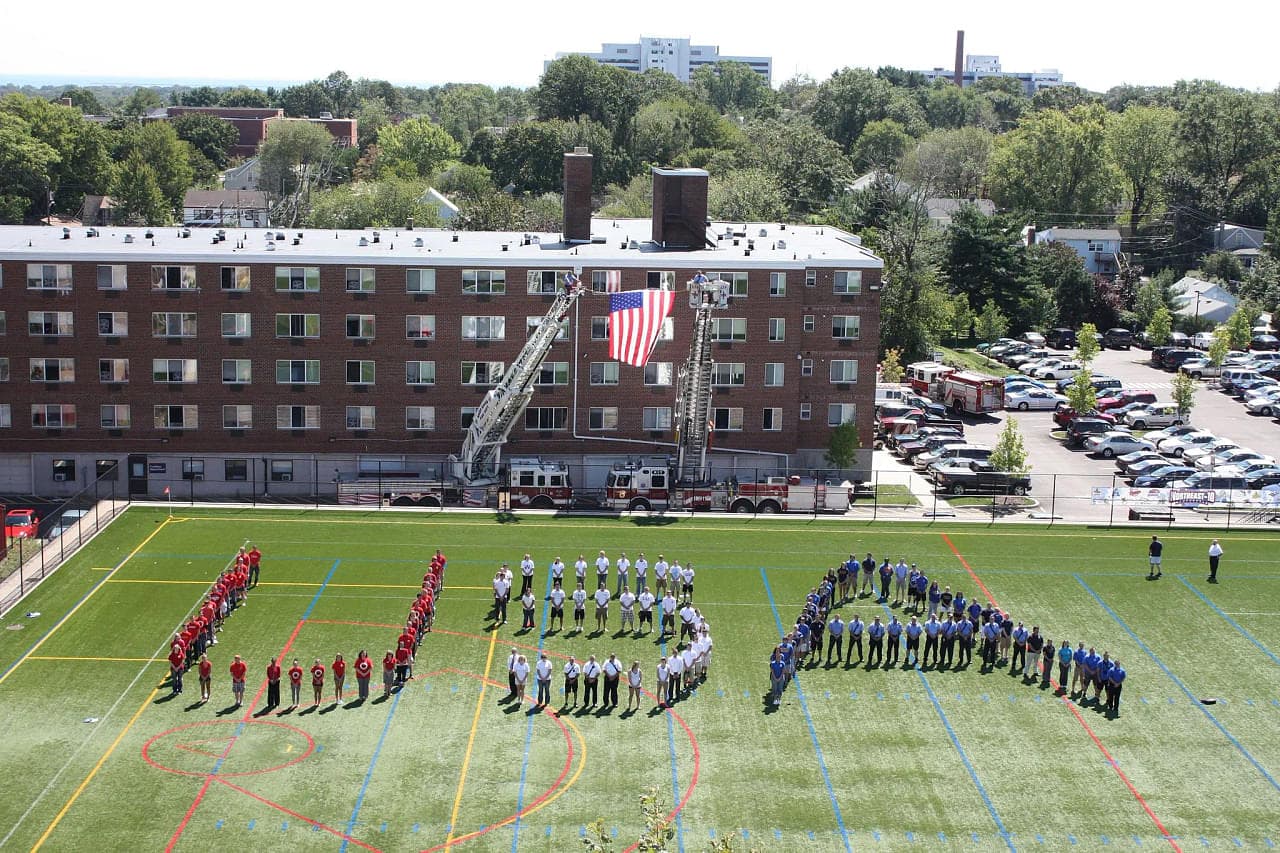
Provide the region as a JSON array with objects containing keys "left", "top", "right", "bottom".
[
  {"left": 5, "top": 508, "right": 39, "bottom": 540},
  {"left": 940, "top": 372, "right": 1005, "bottom": 414}
]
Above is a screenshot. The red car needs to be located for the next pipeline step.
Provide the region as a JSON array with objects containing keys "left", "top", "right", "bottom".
[
  {"left": 1053, "top": 407, "right": 1117, "bottom": 428},
  {"left": 5, "top": 508, "right": 39, "bottom": 540},
  {"left": 1097, "top": 390, "right": 1156, "bottom": 412}
]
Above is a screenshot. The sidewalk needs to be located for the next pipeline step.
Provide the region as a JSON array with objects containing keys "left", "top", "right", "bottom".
[
  {"left": 870, "top": 450, "right": 956, "bottom": 518},
  {"left": 0, "top": 499, "right": 129, "bottom": 616}
]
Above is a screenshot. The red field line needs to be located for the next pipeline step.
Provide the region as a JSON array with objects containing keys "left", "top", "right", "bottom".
[
  {"left": 213, "top": 777, "right": 383, "bottom": 852},
  {"left": 940, "top": 533, "right": 1181, "bottom": 851}
]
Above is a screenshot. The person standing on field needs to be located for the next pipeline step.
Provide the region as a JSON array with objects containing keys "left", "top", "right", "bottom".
[
  {"left": 332, "top": 653, "right": 346, "bottom": 703},
  {"left": 229, "top": 654, "right": 247, "bottom": 707},
  {"left": 197, "top": 653, "right": 212, "bottom": 703},
  {"left": 512, "top": 654, "right": 530, "bottom": 704},
  {"left": 355, "top": 650, "right": 372, "bottom": 701},
  {"left": 1148, "top": 535, "right": 1163, "bottom": 580},
  {"left": 562, "top": 655, "right": 581, "bottom": 708},
  {"left": 310, "top": 658, "right": 326, "bottom": 706},
  {"left": 535, "top": 652, "right": 553, "bottom": 708},
  {"left": 520, "top": 553, "right": 536, "bottom": 597},
  {"left": 381, "top": 651, "right": 395, "bottom": 698},
  {"left": 572, "top": 582, "right": 587, "bottom": 632},
  {"left": 247, "top": 544, "right": 262, "bottom": 588},
  {"left": 265, "top": 656, "right": 281, "bottom": 708},
  {"left": 1208, "top": 539, "right": 1223, "bottom": 583},
  {"left": 289, "top": 658, "right": 304, "bottom": 707}
]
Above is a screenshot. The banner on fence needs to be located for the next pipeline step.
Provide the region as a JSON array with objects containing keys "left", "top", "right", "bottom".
[{"left": 1091, "top": 486, "right": 1280, "bottom": 507}]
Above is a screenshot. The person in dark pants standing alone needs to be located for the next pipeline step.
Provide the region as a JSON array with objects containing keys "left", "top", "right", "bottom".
[
  {"left": 1147, "top": 535, "right": 1163, "bottom": 579},
  {"left": 1208, "top": 539, "right": 1223, "bottom": 583}
]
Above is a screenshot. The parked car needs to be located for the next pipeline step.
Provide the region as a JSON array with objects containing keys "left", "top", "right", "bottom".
[
  {"left": 1133, "top": 465, "right": 1197, "bottom": 487},
  {"left": 1183, "top": 439, "right": 1241, "bottom": 466},
  {"left": 1160, "top": 349, "right": 1202, "bottom": 371},
  {"left": 1245, "top": 468, "right": 1280, "bottom": 489},
  {"left": 978, "top": 337, "right": 1017, "bottom": 354},
  {"left": 1232, "top": 377, "right": 1279, "bottom": 397},
  {"left": 1005, "top": 388, "right": 1068, "bottom": 410},
  {"left": 1246, "top": 352, "right": 1280, "bottom": 368},
  {"left": 1086, "top": 432, "right": 1156, "bottom": 459},
  {"left": 1178, "top": 359, "right": 1221, "bottom": 379},
  {"left": 1117, "top": 451, "right": 1167, "bottom": 475},
  {"left": 917, "top": 444, "right": 992, "bottom": 471},
  {"left": 933, "top": 461, "right": 1032, "bottom": 496},
  {"left": 1191, "top": 331, "right": 1219, "bottom": 350},
  {"left": 895, "top": 429, "right": 964, "bottom": 458},
  {"left": 1169, "top": 332, "right": 1191, "bottom": 348},
  {"left": 1020, "top": 331, "right": 1047, "bottom": 347},
  {"left": 1098, "top": 390, "right": 1157, "bottom": 412},
  {"left": 1244, "top": 392, "right": 1280, "bottom": 417},
  {"left": 1157, "top": 431, "right": 1218, "bottom": 457},
  {"left": 1102, "top": 328, "right": 1134, "bottom": 349},
  {"left": 1123, "top": 404, "right": 1184, "bottom": 430},
  {"left": 1030, "top": 361, "right": 1082, "bottom": 380},
  {"left": 910, "top": 438, "right": 970, "bottom": 466},
  {"left": 1145, "top": 424, "right": 1200, "bottom": 444},
  {"left": 1054, "top": 407, "right": 1116, "bottom": 428},
  {"left": 1172, "top": 472, "right": 1248, "bottom": 491},
  {"left": 1045, "top": 327, "right": 1078, "bottom": 349},
  {"left": 1066, "top": 418, "right": 1127, "bottom": 448},
  {"left": 1227, "top": 458, "right": 1280, "bottom": 478},
  {"left": 46, "top": 509, "right": 88, "bottom": 539},
  {"left": 1055, "top": 374, "right": 1122, "bottom": 393},
  {"left": 1251, "top": 334, "right": 1280, "bottom": 351},
  {"left": 1197, "top": 449, "right": 1272, "bottom": 472},
  {"left": 4, "top": 508, "right": 39, "bottom": 540},
  {"left": 1005, "top": 348, "right": 1050, "bottom": 368}
]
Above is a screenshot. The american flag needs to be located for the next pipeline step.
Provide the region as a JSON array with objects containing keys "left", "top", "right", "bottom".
[
  {"left": 608, "top": 289, "right": 676, "bottom": 367},
  {"left": 600, "top": 270, "right": 622, "bottom": 293}
]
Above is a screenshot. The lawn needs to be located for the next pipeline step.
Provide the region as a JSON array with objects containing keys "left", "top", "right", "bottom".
[
  {"left": 938, "top": 346, "right": 1014, "bottom": 377},
  {"left": 2, "top": 508, "right": 1280, "bottom": 852}
]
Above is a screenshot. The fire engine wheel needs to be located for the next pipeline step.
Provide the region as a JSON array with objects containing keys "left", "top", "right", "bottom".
[
  {"left": 757, "top": 500, "right": 781, "bottom": 514},
  {"left": 628, "top": 498, "right": 651, "bottom": 512},
  {"left": 390, "top": 496, "right": 416, "bottom": 507},
  {"left": 731, "top": 500, "right": 754, "bottom": 514},
  {"left": 530, "top": 495, "right": 555, "bottom": 510},
  {"left": 950, "top": 483, "right": 966, "bottom": 496},
  {"left": 419, "top": 496, "right": 442, "bottom": 508}
]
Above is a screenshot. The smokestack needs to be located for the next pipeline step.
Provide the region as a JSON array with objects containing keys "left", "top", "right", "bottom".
[
  {"left": 954, "top": 30, "right": 965, "bottom": 87},
  {"left": 562, "top": 146, "right": 593, "bottom": 244},
  {"left": 651, "top": 167, "right": 710, "bottom": 250}
]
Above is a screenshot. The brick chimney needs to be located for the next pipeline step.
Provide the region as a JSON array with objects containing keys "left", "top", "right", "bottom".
[
  {"left": 954, "top": 30, "right": 965, "bottom": 87},
  {"left": 651, "top": 167, "right": 710, "bottom": 250},
  {"left": 562, "top": 146, "right": 592, "bottom": 243}
]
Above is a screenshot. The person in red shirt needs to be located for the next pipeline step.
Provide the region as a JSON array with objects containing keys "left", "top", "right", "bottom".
[
  {"left": 266, "top": 657, "right": 282, "bottom": 708},
  {"left": 332, "top": 653, "right": 347, "bottom": 703},
  {"left": 354, "top": 650, "right": 373, "bottom": 701},
  {"left": 168, "top": 645, "right": 186, "bottom": 696},
  {"left": 394, "top": 643, "right": 411, "bottom": 687},
  {"left": 382, "top": 650, "right": 396, "bottom": 697},
  {"left": 229, "top": 654, "right": 248, "bottom": 707},
  {"left": 288, "top": 658, "right": 304, "bottom": 708},
  {"left": 310, "top": 658, "right": 326, "bottom": 705},
  {"left": 247, "top": 545, "right": 262, "bottom": 587},
  {"left": 198, "top": 653, "right": 212, "bottom": 703}
]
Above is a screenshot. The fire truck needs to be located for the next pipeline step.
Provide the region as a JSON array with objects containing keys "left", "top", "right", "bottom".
[
  {"left": 604, "top": 275, "right": 850, "bottom": 514},
  {"left": 906, "top": 361, "right": 956, "bottom": 397},
  {"left": 338, "top": 276, "right": 582, "bottom": 509},
  {"left": 939, "top": 371, "right": 1005, "bottom": 414}
]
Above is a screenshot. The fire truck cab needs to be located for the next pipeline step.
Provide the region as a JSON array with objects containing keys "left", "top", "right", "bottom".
[
  {"left": 504, "top": 458, "right": 573, "bottom": 509},
  {"left": 605, "top": 458, "right": 672, "bottom": 511}
]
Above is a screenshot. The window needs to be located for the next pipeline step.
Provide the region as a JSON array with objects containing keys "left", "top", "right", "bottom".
[
  {"left": 643, "top": 407, "right": 672, "bottom": 430},
  {"left": 462, "top": 269, "right": 505, "bottom": 294},
  {"left": 406, "top": 268, "right": 436, "bottom": 293},
  {"left": 346, "top": 360, "right": 376, "bottom": 385},
  {"left": 99, "top": 359, "right": 129, "bottom": 383},
  {"left": 275, "top": 313, "right": 319, "bottom": 338},
  {"left": 536, "top": 362, "right": 569, "bottom": 386},
  {"left": 95, "top": 459, "right": 119, "bottom": 480},
  {"left": 830, "top": 359, "right": 859, "bottom": 383},
  {"left": 800, "top": 402, "right": 812, "bottom": 421},
  {"left": 527, "top": 270, "right": 561, "bottom": 294},
  {"left": 710, "top": 318, "right": 747, "bottom": 342},
  {"left": 345, "top": 267, "right": 375, "bottom": 292},
  {"left": 461, "top": 316, "right": 505, "bottom": 340},
  {"left": 459, "top": 407, "right": 477, "bottom": 430},
  {"left": 769, "top": 272, "right": 787, "bottom": 297},
  {"left": 346, "top": 406, "right": 376, "bottom": 429},
  {"left": 276, "top": 360, "right": 320, "bottom": 384},
  {"left": 270, "top": 460, "right": 294, "bottom": 482},
  {"left": 525, "top": 407, "right": 568, "bottom": 430},
  {"left": 276, "top": 266, "right": 320, "bottom": 292},
  {"left": 764, "top": 363, "right": 785, "bottom": 387},
  {"left": 153, "top": 312, "right": 197, "bottom": 337},
  {"left": 801, "top": 358, "right": 814, "bottom": 376},
  {"left": 834, "top": 270, "right": 863, "bottom": 295},
  {"left": 151, "top": 265, "right": 197, "bottom": 290},
  {"left": 100, "top": 404, "right": 130, "bottom": 429},
  {"left": 32, "top": 404, "right": 76, "bottom": 428},
  {"left": 222, "top": 405, "right": 252, "bottom": 429},
  {"left": 828, "top": 403, "right": 857, "bottom": 426},
  {"left": 27, "top": 263, "right": 72, "bottom": 291},
  {"left": 712, "top": 407, "right": 743, "bottom": 431},
  {"left": 276, "top": 405, "right": 320, "bottom": 430},
  {"left": 763, "top": 408, "right": 783, "bottom": 431},
  {"left": 221, "top": 313, "right": 251, "bottom": 337},
  {"left": 591, "top": 270, "right": 622, "bottom": 292},
  {"left": 769, "top": 318, "right": 785, "bottom": 342},
  {"left": 0, "top": 311, "right": 5, "bottom": 334},
  {"left": 526, "top": 316, "right": 569, "bottom": 340},
  {"left": 30, "top": 358, "right": 75, "bottom": 382},
  {"left": 182, "top": 459, "right": 205, "bottom": 481},
  {"left": 225, "top": 459, "right": 249, "bottom": 480},
  {"left": 803, "top": 315, "right": 815, "bottom": 332},
  {"left": 154, "top": 404, "right": 197, "bottom": 430},
  {"left": 711, "top": 363, "right": 746, "bottom": 386},
  {"left": 406, "top": 406, "right": 436, "bottom": 431},
  {"left": 97, "top": 265, "right": 127, "bottom": 290},
  {"left": 0, "top": 358, "right": 7, "bottom": 382},
  {"left": 345, "top": 314, "right": 376, "bottom": 339},
  {"left": 406, "top": 361, "right": 436, "bottom": 386},
  {"left": 29, "top": 311, "right": 74, "bottom": 336},
  {"left": 590, "top": 362, "right": 619, "bottom": 385},
  {"left": 644, "top": 362, "right": 674, "bottom": 386},
  {"left": 406, "top": 315, "right": 436, "bottom": 339},
  {"left": 708, "top": 271, "right": 748, "bottom": 297},
  {"left": 461, "top": 361, "right": 504, "bottom": 385},
  {"left": 0, "top": 404, "right": 8, "bottom": 429},
  {"left": 51, "top": 459, "right": 75, "bottom": 481},
  {"left": 832, "top": 315, "right": 861, "bottom": 340},
  {"left": 222, "top": 359, "right": 251, "bottom": 384},
  {"left": 805, "top": 269, "right": 817, "bottom": 288},
  {"left": 646, "top": 271, "right": 674, "bottom": 289},
  {"left": 152, "top": 359, "right": 197, "bottom": 384},
  {"left": 590, "top": 316, "right": 608, "bottom": 340},
  {"left": 220, "top": 266, "right": 250, "bottom": 291},
  {"left": 92, "top": 311, "right": 126, "bottom": 337},
  {"left": 589, "top": 407, "right": 618, "bottom": 430}
]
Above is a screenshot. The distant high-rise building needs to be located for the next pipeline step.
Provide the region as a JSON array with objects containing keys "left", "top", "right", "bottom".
[
  {"left": 917, "top": 39, "right": 1069, "bottom": 96},
  {"left": 551, "top": 36, "right": 771, "bottom": 84}
]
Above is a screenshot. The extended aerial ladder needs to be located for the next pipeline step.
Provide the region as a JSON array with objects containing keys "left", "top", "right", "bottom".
[
  {"left": 450, "top": 274, "right": 584, "bottom": 484},
  {"left": 672, "top": 273, "right": 730, "bottom": 485}
]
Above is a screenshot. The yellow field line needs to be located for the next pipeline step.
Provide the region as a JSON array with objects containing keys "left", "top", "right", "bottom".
[
  {"left": 31, "top": 686, "right": 160, "bottom": 851},
  {"left": 90, "top": 568, "right": 113, "bottom": 572},
  {"left": 444, "top": 628, "right": 497, "bottom": 850},
  {"left": 103, "top": 579, "right": 422, "bottom": 590},
  {"left": 105, "top": 579, "right": 207, "bottom": 585},
  {"left": 28, "top": 656, "right": 159, "bottom": 663},
  {"left": 0, "top": 519, "right": 171, "bottom": 689}
]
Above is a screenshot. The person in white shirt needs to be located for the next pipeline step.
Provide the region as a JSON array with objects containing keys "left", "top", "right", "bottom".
[
  {"left": 493, "top": 571, "right": 511, "bottom": 625},
  {"left": 520, "top": 589, "right": 536, "bottom": 630},
  {"left": 549, "top": 586, "right": 566, "bottom": 631},
  {"left": 505, "top": 647, "right": 519, "bottom": 699},
  {"left": 602, "top": 653, "right": 623, "bottom": 708},
  {"left": 894, "top": 559, "right": 910, "bottom": 605},
  {"left": 572, "top": 582, "right": 587, "bottom": 632},
  {"left": 655, "top": 657, "right": 670, "bottom": 708},
  {"left": 502, "top": 563, "right": 514, "bottom": 586},
  {"left": 519, "top": 553, "right": 536, "bottom": 596},
  {"left": 637, "top": 587, "right": 656, "bottom": 633},
  {"left": 582, "top": 655, "right": 602, "bottom": 707},
  {"left": 1208, "top": 538, "right": 1224, "bottom": 583},
  {"left": 653, "top": 555, "right": 669, "bottom": 597},
  {"left": 667, "top": 652, "right": 684, "bottom": 702},
  {"left": 562, "top": 655, "right": 581, "bottom": 707},
  {"left": 698, "top": 629, "right": 713, "bottom": 677},
  {"left": 618, "top": 589, "right": 637, "bottom": 633},
  {"left": 660, "top": 592, "right": 678, "bottom": 638},
  {"left": 594, "top": 586, "right": 611, "bottom": 631},
  {"left": 512, "top": 654, "right": 530, "bottom": 703},
  {"left": 575, "top": 554, "right": 588, "bottom": 586},
  {"left": 615, "top": 552, "right": 631, "bottom": 597},
  {"left": 669, "top": 560, "right": 683, "bottom": 600},
  {"left": 594, "top": 551, "right": 610, "bottom": 590},
  {"left": 633, "top": 553, "right": 648, "bottom": 595},
  {"left": 681, "top": 646, "right": 697, "bottom": 690},
  {"left": 534, "top": 652, "right": 553, "bottom": 707},
  {"left": 550, "top": 557, "right": 566, "bottom": 591},
  {"left": 680, "top": 564, "right": 696, "bottom": 604},
  {"left": 679, "top": 603, "right": 697, "bottom": 645},
  {"left": 626, "top": 660, "right": 643, "bottom": 711}
]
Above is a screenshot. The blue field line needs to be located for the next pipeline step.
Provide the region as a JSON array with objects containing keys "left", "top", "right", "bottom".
[
  {"left": 657, "top": 601, "right": 686, "bottom": 853},
  {"left": 760, "top": 568, "right": 852, "bottom": 853},
  {"left": 511, "top": 568, "right": 555, "bottom": 852},
  {"left": 300, "top": 559, "right": 343, "bottom": 620},
  {"left": 1176, "top": 576, "right": 1280, "bottom": 668},
  {"left": 873, "top": 603, "right": 1014, "bottom": 850},
  {"left": 340, "top": 686, "right": 404, "bottom": 852},
  {"left": 1076, "top": 575, "right": 1280, "bottom": 795}
]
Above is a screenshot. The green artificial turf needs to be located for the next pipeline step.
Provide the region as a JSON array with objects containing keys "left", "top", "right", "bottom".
[{"left": 2, "top": 508, "right": 1280, "bottom": 852}]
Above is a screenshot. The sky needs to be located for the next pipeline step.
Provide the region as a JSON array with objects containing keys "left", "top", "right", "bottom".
[{"left": 4, "top": 0, "right": 1278, "bottom": 94}]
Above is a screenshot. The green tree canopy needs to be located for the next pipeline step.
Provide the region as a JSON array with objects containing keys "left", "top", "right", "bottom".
[
  {"left": 1025, "top": 241, "right": 1094, "bottom": 329},
  {"left": 256, "top": 119, "right": 335, "bottom": 200},
  {"left": 989, "top": 418, "right": 1031, "bottom": 476},
  {"left": 986, "top": 104, "right": 1119, "bottom": 216},
  {"left": 112, "top": 152, "right": 170, "bottom": 224},
  {"left": 690, "top": 61, "right": 774, "bottom": 116},
  {"left": 1106, "top": 105, "right": 1176, "bottom": 229},
  {"left": 375, "top": 116, "right": 461, "bottom": 179},
  {"left": 852, "top": 119, "right": 911, "bottom": 172},
  {"left": 1, "top": 94, "right": 114, "bottom": 212},
  {"left": 707, "top": 168, "right": 787, "bottom": 222},
  {"left": 111, "top": 120, "right": 195, "bottom": 210},
  {"left": 171, "top": 112, "right": 238, "bottom": 169},
  {"left": 941, "top": 207, "right": 1026, "bottom": 316},
  {"left": 1146, "top": 305, "right": 1173, "bottom": 346},
  {"left": 304, "top": 177, "right": 444, "bottom": 230},
  {"left": 0, "top": 112, "right": 59, "bottom": 222},
  {"left": 975, "top": 301, "right": 1009, "bottom": 345},
  {"left": 57, "top": 87, "right": 104, "bottom": 114},
  {"left": 825, "top": 420, "right": 861, "bottom": 470},
  {"left": 219, "top": 87, "right": 271, "bottom": 108}
]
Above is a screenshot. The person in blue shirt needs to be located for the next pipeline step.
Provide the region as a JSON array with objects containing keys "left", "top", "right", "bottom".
[
  {"left": 769, "top": 650, "right": 787, "bottom": 704},
  {"left": 981, "top": 619, "right": 1000, "bottom": 670},
  {"left": 967, "top": 599, "right": 982, "bottom": 626},
  {"left": 826, "top": 614, "right": 845, "bottom": 666},
  {"left": 1105, "top": 659, "right": 1126, "bottom": 714},
  {"left": 1057, "top": 641, "right": 1074, "bottom": 690},
  {"left": 923, "top": 615, "right": 942, "bottom": 668},
  {"left": 886, "top": 616, "right": 903, "bottom": 667},
  {"left": 928, "top": 582, "right": 942, "bottom": 617},
  {"left": 952, "top": 591, "right": 966, "bottom": 620},
  {"left": 1010, "top": 622, "right": 1029, "bottom": 675},
  {"left": 904, "top": 616, "right": 922, "bottom": 667},
  {"left": 847, "top": 614, "right": 865, "bottom": 665},
  {"left": 867, "top": 616, "right": 886, "bottom": 667},
  {"left": 793, "top": 620, "right": 812, "bottom": 666},
  {"left": 778, "top": 638, "right": 795, "bottom": 681},
  {"left": 1080, "top": 647, "right": 1101, "bottom": 700},
  {"left": 1093, "top": 652, "right": 1113, "bottom": 704},
  {"left": 860, "top": 553, "right": 876, "bottom": 598},
  {"left": 1071, "top": 642, "right": 1087, "bottom": 695},
  {"left": 939, "top": 615, "right": 957, "bottom": 668},
  {"left": 912, "top": 570, "right": 929, "bottom": 615},
  {"left": 957, "top": 616, "right": 974, "bottom": 667}
]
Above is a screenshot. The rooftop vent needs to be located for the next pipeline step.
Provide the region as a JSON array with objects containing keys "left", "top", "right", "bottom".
[
  {"left": 777, "top": 239, "right": 787, "bottom": 250},
  {"left": 413, "top": 237, "right": 424, "bottom": 248},
  {"left": 62, "top": 227, "right": 71, "bottom": 240},
  {"left": 372, "top": 231, "right": 380, "bottom": 244},
  {"left": 265, "top": 242, "right": 276, "bottom": 251},
  {"left": 85, "top": 228, "right": 99, "bottom": 238},
  {"left": 358, "top": 237, "right": 369, "bottom": 247},
  {"left": 144, "top": 230, "right": 154, "bottom": 239},
  {"left": 452, "top": 234, "right": 459, "bottom": 242},
  {"left": 758, "top": 228, "right": 768, "bottom": 237},
  {"left": 124, "top": 234, "right": 134, "bottom": 244}
]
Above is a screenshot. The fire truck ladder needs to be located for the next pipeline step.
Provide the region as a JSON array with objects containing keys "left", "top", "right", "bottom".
[
  {"left": 451, "top": 276, "right": 584, "bottom": 484},
  {"left": 674, "top": 275, "right": 729, "bottom": 484}
]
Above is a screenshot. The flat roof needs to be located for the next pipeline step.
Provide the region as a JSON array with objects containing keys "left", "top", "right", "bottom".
[{"left": 0, "top": 220, "right": 882, "bottom": 270}]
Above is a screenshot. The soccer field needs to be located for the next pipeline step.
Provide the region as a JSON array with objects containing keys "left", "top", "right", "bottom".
[{"left": 2, "top": 509, "right": 1279, "bottom": 852}]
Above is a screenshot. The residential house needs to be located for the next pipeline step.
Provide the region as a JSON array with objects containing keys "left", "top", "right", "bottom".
[
  {"left": 1033, "top": 228, "right": 1122, "bottom": 275},
  {"left": 182, "top": 190, "right": 270, "bottom": 228},
  {"left": 1170, "top": 276, "right": 1237, "bottom": 325}
]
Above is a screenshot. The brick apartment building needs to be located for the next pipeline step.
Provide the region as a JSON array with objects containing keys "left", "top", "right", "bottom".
[
  {"left": 0, "top": 159, "right": 881, "bottom": 498},
  {"left": 159, "top": 107, "right": 358, "bottom": 158}
]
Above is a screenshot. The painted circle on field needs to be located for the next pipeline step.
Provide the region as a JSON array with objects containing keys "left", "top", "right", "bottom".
[{"left": 142, "top": 719, "right": 315, "bottom": 777}]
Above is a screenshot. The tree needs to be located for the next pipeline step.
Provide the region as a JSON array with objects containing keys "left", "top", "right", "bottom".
[
  {"left": 1106, "top": 106, "right": 1176, "bottom": 229},
  {"left": 305, "top": 177, "right": 444, "bottom": 230},
  {"left": 826, "top": 419, "right": 861, "bottom": 470},
  {"left": 809, "top": 67, "right": 925, "bottom": 150},
  {"left": 1171, "top": 370, "right": 1197, "bottom": 421},
  {"left": 880, "top": 348, "right": 904, "bottom": 383},
  {"left": 986, "top": 104, "right": 1119, "bottom": 216},
  {"left": 278, "top": 81, "right": 334, "bottom": 118},
  {"left": 118, "top": 87, "right": 165, "bottom": 116},
  {"left": 1198, "top": 251, "right": 1246, "bottom": 285},
  {"left": 1175, "top": 83, "right": 1279, "bottom": 218},
  {"left": 1, "top": 94, "right": 114, "bottom": 213},
  {"left": 1030, "top": 85, "right": 1101, "bottom": 112},
  {"left": 975, "top": 301, "right": 1009, "bottom": 346},
  {"left": 1134, "top": 277, "right": 1169, "bottom": 329},
  {"left": 535, "top": 55, "right": 639, "bottom": 148},
  {"left": 178, "top": 85, "right": 220, "bottom": 107},
  {"left": 851, "top": 119, "right": 911, "bottom": 171},
  {"left": 1222, "top": 302, "right": 1258, "bottom": 350},
  {"left": 691, "top": 61, "right": 774, "bottom": 116},
  {"left": 256, "top": 120, "right": 336, "bottom": 224},
  {"left": 111, "top": 120, "right": 195, "bottom": 211},
  {"left": 171, "top": 112, "right": 238, "bottom": 169},
  {"left": 58, "top": 87, "right": 104, "bottom": 114},
  {"left": 941, "top": 207, "right": 1026, "bottom": 315},
  {"left": 708, "top": 169, "right": 787, "bottom": 221},
  {"left": 0, "top": 112, "right": 59, "bottom": 222},
  {"left": 1024, "top": 242, "right": 1094, "bottom": 328},
  {"left": 1066, "top": 369, "right": 1098, "bottom": 415},
  {"left": 744, "top": 118, "right": 852, "bottom": 213},
  {"left": 1207, "top": 332, "right": 1231, "bottom": 367},
  {"left": 599, "top": 173, "right": 652, "bottom": 218},
  {"left": 433, "top": 162, "right": 496, "bottom": 199},
  {"left": 112, "top": 153, "right": 170, "bottom": 224},
  {"left": 989, "top": 418, "right": 1031, "bottom": 476},
  {"left": 375, "top": 117, "right": 461, "bottom": 179},
  {"left": 219, "top": 87, "right": 271, "bottom": 108},
  {"left": 1076, "top": 322, "right": 1101, "bottom": 365},
  {"left": 1146, "top": 305, "right": 1173, "bottom": 346},
  {"left": 904, "top": 127, "right": 993, "bottom": 199}
]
